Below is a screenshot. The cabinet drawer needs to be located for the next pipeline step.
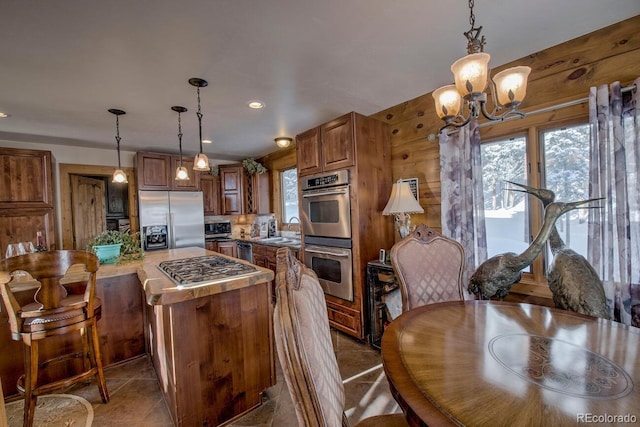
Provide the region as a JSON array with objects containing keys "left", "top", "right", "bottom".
[{"left": 326, "top": 301, "right": 361, "bottom": 337}]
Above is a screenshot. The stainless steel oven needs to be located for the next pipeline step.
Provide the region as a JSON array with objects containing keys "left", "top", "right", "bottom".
[
  {"left": 304, "top": 244, "right": 353, "bottom": 301},
  {"left": 300, "top": 170, "right": 351, "bottom": 239}
]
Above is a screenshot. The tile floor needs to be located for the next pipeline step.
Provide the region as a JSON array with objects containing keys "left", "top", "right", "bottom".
[{"left": 55, "top": 329, "right": 402, "bottom": 426}]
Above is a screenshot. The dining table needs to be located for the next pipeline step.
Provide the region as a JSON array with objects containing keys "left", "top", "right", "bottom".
[{"left": 381, "top": 300, "right": 640, "bottom": 426}]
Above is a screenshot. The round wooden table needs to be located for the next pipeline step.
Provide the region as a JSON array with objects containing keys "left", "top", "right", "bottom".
[{"left": 381, "top": 300, "right": 640, "bottom": 426}]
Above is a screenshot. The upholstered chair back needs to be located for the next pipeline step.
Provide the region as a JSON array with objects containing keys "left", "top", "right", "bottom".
[{"left": 391, "top": 224, "right": 465, "bottom": 312}]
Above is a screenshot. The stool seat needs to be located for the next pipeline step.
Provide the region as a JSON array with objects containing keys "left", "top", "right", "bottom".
[{"left": 1, "top": 250, "right": 109, "bottom": 427}]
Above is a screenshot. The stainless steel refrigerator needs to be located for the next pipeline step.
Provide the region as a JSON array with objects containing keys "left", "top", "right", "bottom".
[{"left": 138, "top": 191, "right": 205, "bottom": 250}]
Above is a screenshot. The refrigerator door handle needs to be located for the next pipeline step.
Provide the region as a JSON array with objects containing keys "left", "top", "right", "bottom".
[{"left": 168, "top": 212, "right": 176, "bottom": 249}]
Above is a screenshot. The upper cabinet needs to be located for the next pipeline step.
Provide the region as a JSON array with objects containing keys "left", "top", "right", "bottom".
[
  {"left": 296, "top": 113, "right": 355, "bottom": 177},
  {"left": 0, "top": 147, "right": 56, "bottom": 253},
  {"left": 136, "top": 151, "right": 199, "bottom": 191},
  {"left": 219, "top": 164, "right": 270, "bottom": 215},
  {"left": 199, "top": 173, "right": 221, "bottom": 216}
]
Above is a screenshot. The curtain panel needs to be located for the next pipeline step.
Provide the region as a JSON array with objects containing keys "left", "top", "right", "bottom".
[{"left": 588, "top": 77, "right": 640, "bottom": 327}]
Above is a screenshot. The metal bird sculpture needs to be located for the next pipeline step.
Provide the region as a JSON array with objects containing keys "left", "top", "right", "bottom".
[
  {"left": 468, "top": 197, "right": 602, "bottom": 300},
  {"left": 506, "top": 182, "right": 610, "bottom": 319}
]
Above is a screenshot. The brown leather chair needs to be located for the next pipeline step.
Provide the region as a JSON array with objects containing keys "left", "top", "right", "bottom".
[
  {"left": 390, "top": 224, "right": 466, "bottom": 312},
  {"left": 0, "top": 250, "right": 109, "bottom": 427},
  {"left": 274, "top": 247, "right": 408, "bottom": 427}
]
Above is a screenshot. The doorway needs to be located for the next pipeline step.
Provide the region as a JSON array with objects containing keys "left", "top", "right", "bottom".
[{"left": 59, "top": 164, "right": 137, "bottom": 250}]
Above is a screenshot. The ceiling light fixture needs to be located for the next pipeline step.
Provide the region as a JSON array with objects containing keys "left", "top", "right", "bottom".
[
  {"left": 433, "top": 0, "right": 531, "bottom": 131},
  {"left": 108, "top": 108, "right": 128, "bottom": 184},
  {"left": 189, "top": 77, "right": 211, "bottom": 172},
  {"left": 0, "top": 112, "right": 8, "bottom": 118},
  {"left": 247, "top": 100, "right": 265, "bottom": 109},
  {"left": 202, "top": 139, "right": 212, "bottom": 144},
  {"left": 172, "top": 105, "right": 190, "bottom": 181},
  {"left": 274, "top": 137, "right": 292, "bottom": 148}
]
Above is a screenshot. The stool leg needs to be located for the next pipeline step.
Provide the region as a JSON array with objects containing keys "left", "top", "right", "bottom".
[
  {"left": 23, "top": 340, "right": 38, "bottom": 427},
  {"left": 90, "top": 320, "right": 109, "bottom": 403}
]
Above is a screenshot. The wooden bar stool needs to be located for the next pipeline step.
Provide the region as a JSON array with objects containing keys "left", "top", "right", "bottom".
[{"left": 0, "top": 250, "right": 109, "bottom": 427}]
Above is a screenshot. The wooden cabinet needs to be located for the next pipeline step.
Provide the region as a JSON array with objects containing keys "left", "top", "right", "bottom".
[
  {"left": 295, "top": 112, "right": 354, "bottom": 177},
  {"left": 253, "top": 243, "right": 298, "bottom": 271},
  {"left": 295, "top": 111, "right": 392, "bottom": 340},
  {"left": 219, "top": 164, "right": 270, "bottom": 215},
  {"left": 136, "top": 151, "right": 199, "bottom": 191},
  {"left": 0, "top": 148, "right": 56, "bottom": 254},
  {"left": 199, "top": 174, "right": 221, "bottom": 215},
  {"left": 217, "top": 241, "right": 237, "bottom": 258}
]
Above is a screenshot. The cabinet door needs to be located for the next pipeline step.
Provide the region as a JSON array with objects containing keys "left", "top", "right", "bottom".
[
  {"left": 245, "top": 172, "right": 271, "bottom": 214},
  {"left": 296, "top": 127, "right": 322, "bottom": 177},
  {"left": 321, "top": 113, "right": 354, "bottom": 172},
  {"left": 136, "top": 152, "right": 171, "bottom": 190},
  {"left": 205, "top": 241, "right": 217, "bottom": 251},
  {"left": 218, "top": 241, "right": 237, "bottom": 258},
  {"left": 200, "top": 174, "right": 221, "bottom": 215},
  {"left": 220, "top": 165, "right": 244, "bottom": 215},
  {"left": 0, "top": 148, "right": 53, "bottom": 209},
  {"left": 171, "top": 156, "right": 200, "bottom": 191}
]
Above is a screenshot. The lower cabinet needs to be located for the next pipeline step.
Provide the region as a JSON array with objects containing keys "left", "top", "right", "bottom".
[{"left": 205, "top": 241, "right": 238, "bottom": 258}]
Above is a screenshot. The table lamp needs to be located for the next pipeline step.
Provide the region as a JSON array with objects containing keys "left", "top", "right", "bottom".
[{"left": 383, "top": 180, "right": 424, "bottom": 238}]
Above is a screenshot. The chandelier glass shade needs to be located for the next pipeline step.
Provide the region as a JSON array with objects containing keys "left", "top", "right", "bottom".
[
  {"left": 433, "top": 0, "right": 531, "bottom": 131},
  {"left": 189, "top": 77, "right": 211, "bottom": 172},
  {"left": 108, "top": 108, "right": 128, "bottom": 184}
]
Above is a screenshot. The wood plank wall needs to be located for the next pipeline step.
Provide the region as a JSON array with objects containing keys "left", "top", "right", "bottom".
[{"left": 368, "top": 15, "right": 640, "bottom": 237}]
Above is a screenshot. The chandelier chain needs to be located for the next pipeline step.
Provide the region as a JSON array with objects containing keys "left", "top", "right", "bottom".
[
  {"left": 115, "top": 115, "right": 122, "bottom": 168},
  {"left": 468, "top": 0, "right": 475, "bottom": 29}
]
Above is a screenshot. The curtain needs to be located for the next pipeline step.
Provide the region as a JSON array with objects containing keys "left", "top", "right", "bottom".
[
  {"left": 439, "top": 120, "right": 487, "bottom": 298},
  {"left": 588, "top": 78, "right": 640, "bottom": 327}
]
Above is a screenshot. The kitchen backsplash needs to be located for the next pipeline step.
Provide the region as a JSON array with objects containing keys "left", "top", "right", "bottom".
[{"left": 204, "top": 213, "right": 276, "bottom": 238}]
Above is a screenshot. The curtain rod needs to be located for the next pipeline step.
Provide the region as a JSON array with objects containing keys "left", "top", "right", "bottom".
[{"left": 477, "top": 82, "right": 637, "bottom": 129}]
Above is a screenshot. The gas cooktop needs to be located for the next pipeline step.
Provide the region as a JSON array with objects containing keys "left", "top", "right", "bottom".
[{"left": 158, "top": 255, "right": 258, "bottom": 287}]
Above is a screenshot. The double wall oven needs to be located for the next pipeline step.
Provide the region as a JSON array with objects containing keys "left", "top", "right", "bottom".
[{"left": 301, "top": 170, "right": 354, "bottom": 301}]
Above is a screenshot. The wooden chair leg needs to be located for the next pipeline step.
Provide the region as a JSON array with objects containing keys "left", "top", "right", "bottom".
[
  {"left": 23, "top": 340, "right": 38, "bottom": 427},
  {"left": 90, "top": 321, "right": 109, "bottom": 403},
  {"left": 81, "top": 327, "right": 91, "bottom": 378}
]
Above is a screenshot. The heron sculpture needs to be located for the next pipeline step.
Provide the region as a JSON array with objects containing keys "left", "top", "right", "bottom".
[
  {"left": 506, "top": 182, "right": 610, "bottom": 319},
  {"left": 468, "top": 197, "right": 602, "bottom": 301}
]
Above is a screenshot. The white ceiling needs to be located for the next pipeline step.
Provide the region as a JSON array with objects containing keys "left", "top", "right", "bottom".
[{"left": 1, "top": 1, "right": 639, "bottom": 162}]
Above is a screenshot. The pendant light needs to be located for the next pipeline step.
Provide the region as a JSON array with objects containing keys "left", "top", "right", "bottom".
[
  {"left": 189, "top": 77, "right": 211, "bottom": 172},
  {"left": 172, "top": 106, "right": 190, "bottom": 180},
  {"left": 432, "top": 0, "right": 531, "bottom": 131},
  {"left": 108, "top": 108, "right": 128, "bottom": 183}
]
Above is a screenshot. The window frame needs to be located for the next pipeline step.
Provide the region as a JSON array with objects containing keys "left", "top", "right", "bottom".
[
  {"left": 279, "top": 166, "right": 299, "bottom": 229},
  {"left": 478, "top": 103, "right": 589, "bottom": 299}
]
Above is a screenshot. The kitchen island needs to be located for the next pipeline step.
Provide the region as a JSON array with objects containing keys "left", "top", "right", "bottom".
[{"left": 1, "top": 247, "right": 275, "bottom": 427}]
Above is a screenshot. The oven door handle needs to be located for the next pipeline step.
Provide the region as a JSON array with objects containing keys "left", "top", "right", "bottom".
[
  {"left": 302, "top": 189, "right": 348, "bottom": 198},
  {"left": 304, "top": 247, "right": 350, "bottom": 257}
]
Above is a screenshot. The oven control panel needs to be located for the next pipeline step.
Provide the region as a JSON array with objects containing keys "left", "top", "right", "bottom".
[{"left": 302, "top": 169, "right": 349, "bottom": 191}]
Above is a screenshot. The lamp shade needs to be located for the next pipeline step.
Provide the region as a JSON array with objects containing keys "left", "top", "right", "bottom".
[
  {"left": 175, "top": 166, "right": 190, "bottom": 180},
  {"left": 383, "top": 181, "right": 424, "bottom": 215},
  {"left": 193, "top": 152, "right": 210, "bottom": 171},
  {"left": 433, "top": 85, "right": 462, "bottom": 119},
  {"left": 492, "top": 66, "right": 531, "bottom": 107},
  {"left": 451, "top": 52, "right": 490, "bottom": 97},
  {"left": 112, "top": 169, "right": 128, "bottom": 184}
]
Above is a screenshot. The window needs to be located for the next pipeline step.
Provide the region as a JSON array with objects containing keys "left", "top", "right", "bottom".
[
  {"left": 479, "top": 113, "right": 590, "bottom": 289},
  {"left": 281, "top": 167, "right": 299, "bottom": 224}
]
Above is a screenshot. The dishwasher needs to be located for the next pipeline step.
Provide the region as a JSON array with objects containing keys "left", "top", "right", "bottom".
[{"left": 236, "top": 242, "right": 253, "bottom": 263}]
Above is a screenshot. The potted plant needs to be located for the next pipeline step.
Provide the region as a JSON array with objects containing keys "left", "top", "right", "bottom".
[
  {"left": 242, "top": 158, "right": 267, "bottom": 175},
  {"left": 87, "top": 230, "right": 144, "bottom": 264}
]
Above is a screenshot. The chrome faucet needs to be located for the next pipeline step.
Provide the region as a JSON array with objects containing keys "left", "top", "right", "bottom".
[{"left": 287, "top": 217, "right": 301, "bottom": 235}]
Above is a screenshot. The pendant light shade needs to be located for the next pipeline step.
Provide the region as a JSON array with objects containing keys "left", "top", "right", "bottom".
[
  {"left": 189, "top": 77, "right": 211, "bottom": 172},
  {"left": 172, "top": 105, "right": 190, "bottom": 181},
  {"left": 108, "top": 108, "right": 128, "bottom": 184}
]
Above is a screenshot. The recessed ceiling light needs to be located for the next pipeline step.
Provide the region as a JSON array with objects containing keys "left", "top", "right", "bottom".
[
  {"left": 202, "top": 139, "right": 212, "bottom": 144},
  {"left": 247, "top": 100, "right": 265, "bottom": 109},
  {"left": 0, "top": 112, "right": 8, "bottom": 118}
]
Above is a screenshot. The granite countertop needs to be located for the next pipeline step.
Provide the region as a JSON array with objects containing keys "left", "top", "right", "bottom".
[
  {"left": 99, "top": 247, "right": 274, "bottom": 306},
  {"left": 234, "top": 236, "right": 302, "bottom": 250}
]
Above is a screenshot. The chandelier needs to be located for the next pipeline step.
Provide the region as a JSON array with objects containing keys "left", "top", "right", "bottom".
[{"left": 433, "top": 0, "right": 531, "bottom": 131}]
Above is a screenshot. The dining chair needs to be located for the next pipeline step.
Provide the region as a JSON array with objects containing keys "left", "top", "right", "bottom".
[
  {"left": 0, "top": 377, "right": 7, "bottom": 427},
  {"left": 0, "top": 250, "right": 109, "bottom": 427},
  {"left": 390, "top": 224, "right": 466, "bottom": 312},
  {"left": 274, "top": 247, "right": 408, "bottom": 427}
]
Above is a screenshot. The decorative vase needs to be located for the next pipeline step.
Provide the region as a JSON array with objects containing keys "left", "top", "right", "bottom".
[{"left": 93, "top": 243, "right": 122, "bottom": 264}]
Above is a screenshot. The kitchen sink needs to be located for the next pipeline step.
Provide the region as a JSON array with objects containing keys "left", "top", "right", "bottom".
[{"left": 257, "top": 237, "right": 301, "bottom": 246}]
